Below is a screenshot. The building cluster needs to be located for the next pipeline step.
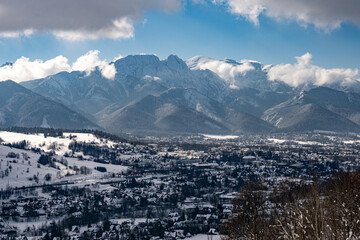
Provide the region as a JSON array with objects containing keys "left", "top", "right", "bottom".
[{"left": 1, "top": 132, "right": 360, "bottom": 239}]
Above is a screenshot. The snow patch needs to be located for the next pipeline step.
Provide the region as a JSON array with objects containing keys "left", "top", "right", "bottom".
[
  {"left": 41, "top": 116, "right": 50, "bottom": 128},
  {"left": 0, "top": 131, "right": 118, "bottom": 156},
  {"left": 203, "top": 134, "right": 239, "bottom": 140}
]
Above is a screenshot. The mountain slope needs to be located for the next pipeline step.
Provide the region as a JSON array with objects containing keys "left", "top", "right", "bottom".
[
  {"left": 298, "top": 87, "right": 360, "bottom": 125},
  {"left": 20, "top": 70, "right": 147, "bottom": 120},
  {"left": 262, "top": 88, "right": 360, "bottom": 132},
  {"left": 101, "top": 88, "right": 274, "bottom": 135},
  {"left": 0, "top": 80, "right": 99, "bottom": 129}
]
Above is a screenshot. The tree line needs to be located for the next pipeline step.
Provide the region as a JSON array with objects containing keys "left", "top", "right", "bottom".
[{"left": 221, "top": 170, "right": 360, "bottom": 240}]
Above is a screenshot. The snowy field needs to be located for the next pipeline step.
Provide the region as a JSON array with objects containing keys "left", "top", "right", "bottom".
[
  {"left": 203, "top": 134, "right": 239, "bottom": 140},
  {"left": 0, "top": 131, "right": 117, "bottom": 156},
  {"left": 186, "top": 234, "right": 222, "bottom": 240},
  {"left": 0, "top": 144, "right": 127, "bottom": 189}
]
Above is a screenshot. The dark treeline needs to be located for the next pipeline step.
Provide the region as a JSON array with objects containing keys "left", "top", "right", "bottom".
[
  {"left": 221, "top": 170, "right": 360, "bottom": 240},
  {"left": 68, "top": 141, "right": 118, "bottom": 164},
  {"left": 3, "top": 140, "right": 29, "bottom": 149}
]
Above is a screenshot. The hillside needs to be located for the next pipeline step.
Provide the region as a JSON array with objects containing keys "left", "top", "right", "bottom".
[{"left": 0, "top": 80, "right": 99, "bottom": 130}]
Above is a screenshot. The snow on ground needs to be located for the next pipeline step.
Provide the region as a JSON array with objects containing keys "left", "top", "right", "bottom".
[
  {"left": 203, "top": 134, "right": 239, "bottom": 140},
  {"left": 57, "top": 157, "right": 128, "bottom": 183},
  {"left": 296, "top": 141, "right": 322, "bottom": 145},
  {"left": 186, "top": 234, "right": 222, "bottom": 240},
  {"left": 0, "top": 145, "right": 59, "bottom": 189},
  {"left": 343, "top": 140, "right": 360, "bottom": 144},
  {"left": 268, "top": 138, "right": 286, "bottom": 144},
  {"left": 268, "top": 138, "right": 321, "bottom": 145},
  {"left": 0, "top": 144, "right": 127, "bottom": 189},
  {"left": 110, "top": 218, "right": 150, "bottom": 225},
  {"left": 8, "top": 217, "right": 64, "bottom": 231},
  {"left": 0, "top": 131, "right": 117, "bottom": 156}
]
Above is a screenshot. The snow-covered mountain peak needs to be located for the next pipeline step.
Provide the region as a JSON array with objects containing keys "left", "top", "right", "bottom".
[
  {"left": 165, "top": 54, "right": 189, "bottom": 72},
  {"left": 113, "top": 54, "right": 192, "bottom": 81},
  {"left": 116, "top": 54, "right": 160, "bottom": 65},
  {"left": 114, "top": 54, "right": 161, "bottom": 79}
]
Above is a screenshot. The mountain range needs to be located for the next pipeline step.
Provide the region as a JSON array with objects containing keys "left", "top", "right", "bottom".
[{"left": 0, "top": 54, "right": 359, "bottom": 135}]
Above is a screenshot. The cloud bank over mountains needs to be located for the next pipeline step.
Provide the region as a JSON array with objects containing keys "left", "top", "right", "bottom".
[
  {"left": 0, "top": 50, "right": 116, "bottom": 82},
  {"left": 0, "top": 52, "right": 358, "bottom": 88},
  {"left": 0, "top": 0, "right": 181, "bottom": 40},
  {"left": 267, "top": 53, "right": 359, "bottom": 87},
  {"left": 214, "top": 0, "right": 360, "bottom": 30},
  {"left": 188, "top": 56, "right": 255, "bottom": 80},
  {"left": 187, "top": 56, "right": 257, "bottom": 88},
  {"left": 188, "top": 53, "right": 360, "bottom": 89}
]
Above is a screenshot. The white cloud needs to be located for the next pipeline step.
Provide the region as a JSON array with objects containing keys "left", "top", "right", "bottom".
[
  {"left": 0, "top": 56, "right": 71, "bottom": 83},
  {"left": 267, "top": 53, "right": 359, "bottom": 87},
  {"left": 100, "top": 64, "right": 117, "bottom": 80},
  {"left": 188, "top": 54, "right": 360, "bottom": 89},
  {"left": 187, "top": 56, "right": 255, "bottom": 84},
  {"left": 0, "top": 50, "right": 117, "bottom": 82},
  {"left": 72, "top": 50, "right": 103, "bottom": 72},
  {"left": 215, "top": 0, "right": 360, "bottom": 30},
  {"left": 0, "top": 0, "right": 181, "bottom": 40},
  {"left": 72, "top": 50, "right": 117, "bottom": 80}
]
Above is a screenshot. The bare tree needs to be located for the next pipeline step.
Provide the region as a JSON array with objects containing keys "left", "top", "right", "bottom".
[
  {"left": 325, "top": 171, "right": 360, "bottom": 240},
  {"left": 222, "top": 171, "right": 360, "bottom": 240},
  {"left": 221, "top": 181, "right": 270, "bottom": 240}
]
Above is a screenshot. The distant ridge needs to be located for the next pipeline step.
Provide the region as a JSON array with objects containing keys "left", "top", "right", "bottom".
[
  {"left": 263, "top": 87, "right": 360, "bottom": 132},
  {"left": 0, "top": 80, "right": 99, "bottom": 130}
]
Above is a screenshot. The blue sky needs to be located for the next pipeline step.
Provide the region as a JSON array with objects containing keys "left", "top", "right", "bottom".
[{"left": 0, "top": 1, "right": 359, "bottom": 69}]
